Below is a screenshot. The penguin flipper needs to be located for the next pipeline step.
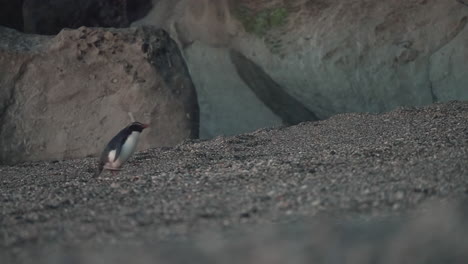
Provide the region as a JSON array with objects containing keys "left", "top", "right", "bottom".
[
  {"left": 94, "top": 124, "right": 132, "bottom": 177},
  {"left": 113, "top": 134, "right": 129, "bottom": 162},
  {"left": 106, "top": 129, "right": 131, "bottom": 162}
]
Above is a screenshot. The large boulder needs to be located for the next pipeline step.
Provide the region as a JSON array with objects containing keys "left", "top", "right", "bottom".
[
  {"left": 135, "top": 0, "right": 468, "bottom": 138},
  {"left": 0, "top": 26, "right": 199, "bottom": 164}
]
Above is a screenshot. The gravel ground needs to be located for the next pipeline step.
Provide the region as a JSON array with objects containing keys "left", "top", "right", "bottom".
[{"left": 1, "top": 101, "right": 468, "bottom": 263}]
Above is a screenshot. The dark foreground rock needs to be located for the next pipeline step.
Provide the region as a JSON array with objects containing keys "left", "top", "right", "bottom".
[
  {"left": 22, "top": 0, "right": 129, "bottom": 35},
  {"left": 1, "top": 101, "right": 468, "bottom": 263},
  {"left": 0, "top": 0, "right": 152, "bottom": 34},
  {"left": 0, "top": 0, "right": 23, "bottom": 32},
  {"left": 0, "top": 26, "right": 199, "bottom": 164}
]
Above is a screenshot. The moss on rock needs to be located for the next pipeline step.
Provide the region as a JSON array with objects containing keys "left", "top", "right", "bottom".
[{"left": 234, "top": 6, "right": 289, "bottom": 37}]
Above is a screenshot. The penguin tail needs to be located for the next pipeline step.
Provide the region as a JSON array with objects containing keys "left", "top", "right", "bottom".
[{"left": 94, "top": 163, "right": 104, "bottom": 178}]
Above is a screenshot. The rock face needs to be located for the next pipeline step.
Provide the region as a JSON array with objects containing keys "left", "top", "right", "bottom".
[
  {"left": 135, "top": 0, "right": 468, "bottom": 138},
  {"left": 126, "top": 0, "right": 153, "bottom": 22},
  {"left": 230, "top": 50, "right": 319, "bottom": 125},
  {"left": 0, "top": 26, "right": 199, "bottom": 164}
]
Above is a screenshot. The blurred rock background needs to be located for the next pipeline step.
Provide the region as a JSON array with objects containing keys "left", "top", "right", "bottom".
[
  {"left": 135, "top": 0, "right": 468, "bottom": 137},
  {"left": 1, "top": 0, "right": 467, "bottom": 156}
]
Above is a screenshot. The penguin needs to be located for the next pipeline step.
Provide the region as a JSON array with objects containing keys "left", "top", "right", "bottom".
[{"left": 94, "top": 121, "right": 149, "bottom": 177}]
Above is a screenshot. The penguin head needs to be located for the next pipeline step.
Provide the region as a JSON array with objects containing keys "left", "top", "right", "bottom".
[{"left": 128, "top": 121, "right": 149, "bottom": 132}]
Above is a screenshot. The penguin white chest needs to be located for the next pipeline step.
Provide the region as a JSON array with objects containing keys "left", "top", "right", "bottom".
[
  {"left": 118, "top": 131, "right": 141, "bottom": 163},
  {"left": 106, "top": 131, "right": 141, "bottom": 169}
]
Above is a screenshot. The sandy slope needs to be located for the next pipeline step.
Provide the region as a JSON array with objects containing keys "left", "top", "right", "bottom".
[{"left": 1, "top": 101, "right": 468, "bottom": 263}]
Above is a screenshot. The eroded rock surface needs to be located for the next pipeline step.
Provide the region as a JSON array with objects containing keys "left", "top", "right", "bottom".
[
  {"left": 230, "top": 49, "right": 319, "bottom": 125},
  {"left": 0, "top": 26, "right": 199, "bottom": 164},
  {"left": 135, "top": 0, "right": 468, "bottom": 137}
]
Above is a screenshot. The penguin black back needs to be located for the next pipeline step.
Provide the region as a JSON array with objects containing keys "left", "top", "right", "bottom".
[
  {"left": 94, "top": 122, "right": 149, "bottom": 177},
  {"left": 128, "top": 122, "right": 147, "bottom": 133}
]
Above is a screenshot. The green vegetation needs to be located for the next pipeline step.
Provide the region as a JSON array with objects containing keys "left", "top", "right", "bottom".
[{"left": 234, "top": 6, "right": 289, "bottom": 37}]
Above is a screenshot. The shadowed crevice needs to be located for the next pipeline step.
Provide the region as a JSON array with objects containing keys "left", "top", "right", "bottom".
[
  {"left": 139, "top": 27, "right": 200, "bottom": 139},
  {"left": 0, "top": 58, "right": 31, "bottom": 164},
  {"left": 229, "top": 49, "right": 319, "bottom": 125}
]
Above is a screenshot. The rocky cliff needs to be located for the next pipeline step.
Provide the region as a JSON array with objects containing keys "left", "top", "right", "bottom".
[
  {"left": 135, "top": 0, "right": 468, "bottom": 138},
  {"left": 1, "top": 0, "right": 467, "bottom": 162},
  {"left": 0, "top": 26, "right": 199, "bottom": 164}
]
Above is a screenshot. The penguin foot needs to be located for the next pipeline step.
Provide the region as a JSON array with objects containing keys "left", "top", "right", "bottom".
[{"left": 104, "top": 165, "right": 122, "bottom": 171}]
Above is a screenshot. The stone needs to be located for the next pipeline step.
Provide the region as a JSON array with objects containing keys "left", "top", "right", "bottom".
[{"left": 0, "top": 26, "right": 199, "bottom": 164}]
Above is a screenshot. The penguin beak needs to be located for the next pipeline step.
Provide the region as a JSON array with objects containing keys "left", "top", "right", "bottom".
[{"left": 142, "top": 123, "right": 149, "bottom": 129}]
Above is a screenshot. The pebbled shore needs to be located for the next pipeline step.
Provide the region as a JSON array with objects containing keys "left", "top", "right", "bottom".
[{"left": 1, "top": 101, "right": 468, "bottom": 263}]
